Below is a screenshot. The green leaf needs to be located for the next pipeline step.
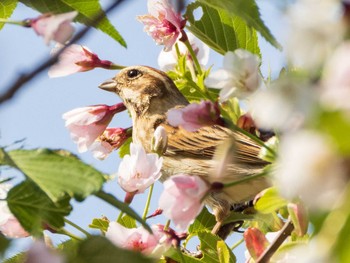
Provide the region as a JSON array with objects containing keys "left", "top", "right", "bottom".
[
  {"left": 196, "top": 0, "right": 281, "bottom": 50},
  {"left": 0, "top": 233, "right": 10, "bottom": 256},
  {"left": 117, "top": 214, "right": 137, "bottom": 229},
  {"left": 94, "top": 191, "right": 151, "bottom": 232},
  {"left": 7, "top": 180, "right": 72, "bottom": 236},
  {"left": 217, "top": 240, "right": 230, "bottom": 263},
  {"left": 188, "top": 207, "right": 216, "bottom": 234},
  {"left": 5, "top": 148, "right": 105, "bottom": 202},
  {"left": 89, "top": 217, "right": 109, "bottom": 233},
  {"left": 118, "top": 137, "right": 132, "bottom": 158},
  {"left": 165, "top": 247, "right": 202, "bottom": 263},
  {"left": 199, "top": 231, "right": 236, "bottom": 263},
  {"left": 3, "top": 253, "right": 26, "bottom": 263},
  {"left": 69, "top": 236, "right": 153, "bottom": 263},
  {"left": 0, "top": 0, "right": 18, "bottom": 30},
  {"left": 58, "top": 239, "right": 79, "bottom": 260},
  {"left": 19, "top": 0, "right": 126, "bottom": 47},
  {"left": 254, "top": 187, "right": 288, "bottom": 214},
  {"left": 317, "top": 110, "right": 350, "bottom": 155},
  {"left": 185, "top": 2, "right": 260, "bottom": 56}
]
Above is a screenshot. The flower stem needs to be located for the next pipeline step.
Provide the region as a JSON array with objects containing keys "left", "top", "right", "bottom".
[
  {"left": 232, "top": 124, "right": 277, "bottom": 158},
  {"left": 64, "top": 218, "right": 91, "bottom": 237},
  {"left": 163, "top": 219, "right": 171, "bottom": 231},
  {"left": 0, "top": 18, "right": 26, "bottom": 26},
  {"left": 109, "top": 63, "right": 126, "bottom": 70},
  {"left": 142, "top": 184, "right": 154, "bottom": 220},
  {"left": 57, "top": 228, "right": 83, "bottom": 241},
  {"left": 183, "top": 39, "right": 203, "bottom": 75},
  {"left": 231, "top": 238, "right": 244, "bottom": 250},
  {"left": 223, "top": 170, "right": 269, "bottom": 189}
]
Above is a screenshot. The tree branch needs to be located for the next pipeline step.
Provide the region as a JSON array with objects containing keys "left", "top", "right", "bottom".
[
  {"left": 256, "top": 219, "right": 294, "bottom": 263},
  {"left": 0, "top": 0, "right": 126, "bottom": 105}
]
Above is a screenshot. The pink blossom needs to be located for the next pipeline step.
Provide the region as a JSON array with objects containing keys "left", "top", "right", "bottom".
[
  {"left": 48, "top": 44, "right": 118, "bottom": 77},
  {"left": 62, "top": 103, "right": 126, "bottom": 152},
  {"left": 137, "top": 0, "right": 186, "bottom": 51},
  {"left": 25, "top": 240, "right": 64, "bottom": 263},
  {"left": 158, "top": 174, "right": 209, "bottom": 231},
  {"left": 106, "top": 222, "right": 170, "bottom": 257},
  {"left": 90, "top": 127, "right": 131, "bottom": 160},
  {"left": 29, "top": 11, "right": 77, "bottom": 45},
  {"left": 118, "top": 143, "right": 163, "bottom": 193},
  {"left": 0, "top": 184, "right": 29, "bottom": 238},
  {"left": 244, "top": 227, "right": 269, "bottom": 260},
  {"left": 167, "top": 100, "right": 222, "bottom": 132}
]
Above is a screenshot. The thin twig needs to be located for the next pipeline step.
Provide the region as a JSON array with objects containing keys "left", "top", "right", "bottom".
[
  {"left": 256, "top": 219, "right": 294, "bottom": 263},
  {"left": 0, "top": 0, "right": 126, "bottom": 105}
]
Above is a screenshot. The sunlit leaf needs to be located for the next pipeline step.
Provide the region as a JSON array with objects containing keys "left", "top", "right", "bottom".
[
  {"left": 196, "top": 0, "right": 281, "bottom": 50},
  {"left": 117, "top": 214, "right": 137, "bottom": 229},
  {"left": 5, "top": 148, "right": 105, "bottom": 202},
  {"left": 254, "top": 187, "right": 288, "bottom": 214},
  {"left": 89, "top": 218, "right": 109, "bottom": 233},
  {"left": 185, "top": 2, "right": 260, "bottom": 56},
  {"left": 19, "top": 0, "right": 126, "bottom": 46},
  {"left": 0, "top": 0, "right": 18, "bottom": 31},
  {"left": 118, "top": 137, "right": 132, "bottom": 158},
  {"left": 188, "top": 207, "right": 216, "bottom": 234}
]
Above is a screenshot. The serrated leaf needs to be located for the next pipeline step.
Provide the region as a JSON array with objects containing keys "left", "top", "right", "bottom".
[
  {"left": 70, "top": 236, "right": 153, "bottom": 263},
  {"left": 117, "top": 214, "right": 137, "bottom": 229},
  {"left": 165, "top": 247, "right": 202, "bottom": 263},
  {"left": 185, "top": 2, "right": 260, "bottom": 56},
  {"left": 254, "top": 187, "right": 288, "bottom": 214},
  {"left": 188, "top": 207, "right": 216, "bottom": 234},
  {"left": 196, "top": 0, "right": 281, "bottom": 50},
  {"left": 5, "top": 148, "right": 105, "bottom": 202},
  {"left": 89, "top": 218, "right": 109, "bottom": 233},
  {"left": 7, "top": 180, "right": 72, "bottom": 236},
  {"left": 3, "top": 253, "right": 25, "bottom": 263},
  {"left": 19, "top": 0, "right": 126, "bottom": 47},
  {"left": 0, "top": 0, "right": 18, "bottom": 30},
  {"left": 118, "top": 137, "right": 132, "bottom": 158},
  {"left": 199, "top": 231, "right": 236, "bottom": 263}
]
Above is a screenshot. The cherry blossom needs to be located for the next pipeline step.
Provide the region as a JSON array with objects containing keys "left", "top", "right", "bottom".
[
  {"left": 158, "top": 174, "right": 209, "bottom": 231},
  {"left": 90, "top": 127, "right": 131, "bottom": 160},
  {"left": 167, "top": 100, "right": 222, "bottom": 132},
  {"left": 106, "top": 222, "right": 170, "bottom": 257},
  {"left": 49, "top": 44, "right": 123, "bottom": 78},
  {"left": 0, "top": 184, "right": 29, "bottom": 238},
  {"left": 137, "top": 0, "right": 186, "bottom": 51},
  {"left": 205, "top": 49, "right": 261, "bottom": 101},
  {"left": 157, "top": 32, "right": 209, "bottom": 71},
  {"left": 118, "top": 143, "right": 163, "bottom": 193},
  {"left": 28, "top": 11, "right": 77, "bottom": 45},
  {"left": 62, "top": 103, "right": 126, "bottom": 152},
  {"left": 25, "top": 241, "right": 64, "bottom": 263},
  {"left": 321, "top": 41, "right": 350, "bottom": 111},
  {"left": 275, "top": 130, "right": 347, "bottom": 210}
]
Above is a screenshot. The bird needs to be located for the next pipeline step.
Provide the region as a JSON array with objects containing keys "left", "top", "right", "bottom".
[{"left": 99, "top": 65, "right": 270, "bottom": 236}]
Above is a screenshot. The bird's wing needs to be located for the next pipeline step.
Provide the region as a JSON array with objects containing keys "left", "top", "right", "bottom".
[{"left": 161, "top": 123, "right": 267, "bottom": 166}]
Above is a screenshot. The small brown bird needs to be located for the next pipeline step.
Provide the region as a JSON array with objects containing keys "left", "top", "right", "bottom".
[{"left": 99, "top": 66, "right": 270, "bottom": 235}]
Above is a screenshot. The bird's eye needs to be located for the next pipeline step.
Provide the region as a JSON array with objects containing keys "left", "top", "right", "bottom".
[{"left": 127, "top": 69, "right": 141, "bottom": 79}]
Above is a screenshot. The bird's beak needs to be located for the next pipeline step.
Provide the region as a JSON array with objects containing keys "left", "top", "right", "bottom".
[{"left": 99, "top": 79, "right": 117, "bottom": 92}]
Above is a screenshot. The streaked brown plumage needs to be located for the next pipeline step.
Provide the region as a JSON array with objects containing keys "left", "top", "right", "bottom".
[{"left": 99, "top": 66, "right": 270, "bottom": 233}]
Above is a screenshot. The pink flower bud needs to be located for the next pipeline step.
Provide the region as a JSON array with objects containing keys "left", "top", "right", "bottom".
[
  {"left": 29, "top": 11, "right": 77, "bottom": 45},
  {"left": 49, "top": 44, "right": 117, "bottom": 78},
  {"left": 287, "top": 202, "right": 308, "bottom": 237},
  {"left": 244, "top": 227, "right": 269, "bottom": 260},
  {"left": 62, "top": 103, "right": 126, "bottom": 152}
]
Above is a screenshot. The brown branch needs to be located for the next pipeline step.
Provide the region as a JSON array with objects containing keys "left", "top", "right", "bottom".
[
  {"left": 256, "top": 219, "right": 294, "bottom": 263},
  {"left": 0, "top": 0, "right": 126, "bottom": 105}
]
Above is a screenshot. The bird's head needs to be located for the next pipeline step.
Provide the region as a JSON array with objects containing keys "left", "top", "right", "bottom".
[{"left": 99, "top": 65, "right": 188, "bottom": 118}]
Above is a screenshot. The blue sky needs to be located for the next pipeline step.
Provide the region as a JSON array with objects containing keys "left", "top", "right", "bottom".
[{"left": 0, "top": 0, "right": 285, "bottom": 260}]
